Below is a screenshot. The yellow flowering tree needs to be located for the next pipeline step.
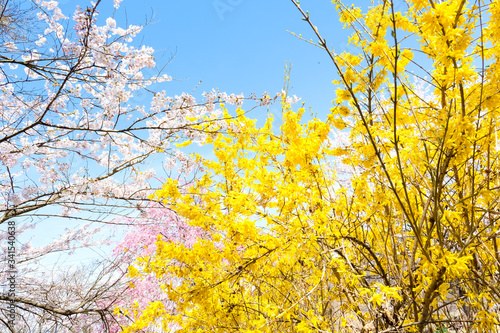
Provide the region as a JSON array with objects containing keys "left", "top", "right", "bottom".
[{"left": 122, "top": 0, "right": 500, "bottom": 332}]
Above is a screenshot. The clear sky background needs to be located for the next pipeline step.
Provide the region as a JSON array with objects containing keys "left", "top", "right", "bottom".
[{"left": 62, "top": 0, "right": 352, "bottom": 117}]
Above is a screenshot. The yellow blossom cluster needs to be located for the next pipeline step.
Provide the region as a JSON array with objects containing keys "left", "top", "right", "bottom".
[{"left": 120, "top": 0, "right": 500, "bottom": 332}]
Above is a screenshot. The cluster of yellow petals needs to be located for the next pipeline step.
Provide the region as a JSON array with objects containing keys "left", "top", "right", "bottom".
[{"left": 119, "top": 0, "right": 500, "bottom": 332}]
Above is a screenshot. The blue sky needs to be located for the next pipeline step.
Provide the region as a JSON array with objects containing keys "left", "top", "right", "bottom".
[{"left": 67, "top": 0, "right": 350, "bottom": 118}]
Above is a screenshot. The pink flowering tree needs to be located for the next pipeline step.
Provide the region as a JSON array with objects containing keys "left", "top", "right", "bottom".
[
  {"left": 0, "top": 0, "right": 272, "bottom": 331},
  {"left": 104, "top": 203, "right": 205, "bottom": 333}
]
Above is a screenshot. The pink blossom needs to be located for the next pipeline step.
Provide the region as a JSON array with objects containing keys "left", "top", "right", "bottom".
[{"left": 41, "top": 1, "right": 58, "bottom": 11}]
